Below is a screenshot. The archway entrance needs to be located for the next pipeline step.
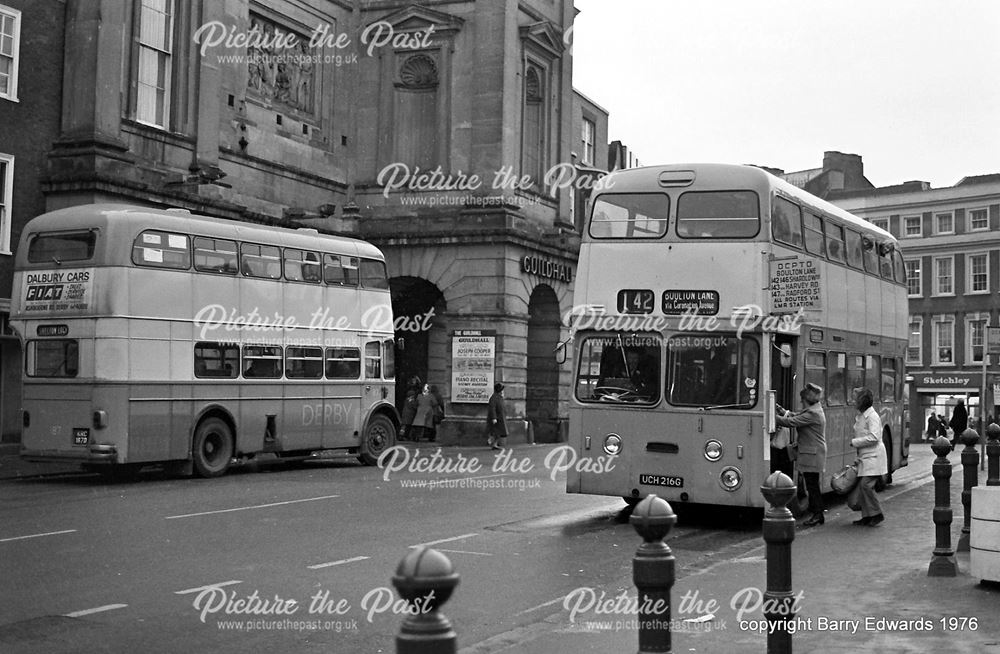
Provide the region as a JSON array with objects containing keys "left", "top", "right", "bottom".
[
  {"left": 390, "top": 277, "right": 445, "bottom": 410},
  {"left": 526, "top": 285, "right": 561, "bottom": 442}
]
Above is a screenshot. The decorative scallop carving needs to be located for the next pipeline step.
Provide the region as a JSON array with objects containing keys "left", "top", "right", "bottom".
[
  {"left": 399, "top": 54, "right": 439, "bottom": 89},
  {"left": 525, "top": 67, "right": 542, "bottom": 102}
]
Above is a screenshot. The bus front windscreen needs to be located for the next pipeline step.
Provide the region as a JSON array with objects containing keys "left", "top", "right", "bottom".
[
  {"left": 576, "top": 333, "right": 661, "bottom": 404},
  {"left": 666, "top": 335, "right": 759, "bottom": 408}
]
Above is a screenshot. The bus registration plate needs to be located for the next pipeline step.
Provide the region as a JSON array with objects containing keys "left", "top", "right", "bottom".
[
  {"left": 640, "top": 474, "right": 683, "bottom": 488},
  {"left": 72, "top": 428, "right": 89, "bottom": 446}
]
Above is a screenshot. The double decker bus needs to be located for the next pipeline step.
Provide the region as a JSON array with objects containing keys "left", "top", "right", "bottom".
[
  {"left": 12, "top": 204, "right": 399, "bottom": 477},
  {"left": 565, "top": 164, "right": 909, "bottom": 509}
]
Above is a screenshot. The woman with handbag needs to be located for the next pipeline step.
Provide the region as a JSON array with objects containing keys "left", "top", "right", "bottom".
[
  {"left": 775, "top": 383, "right": 827, "bottom": 527},
  {"left": 850, "top": 388, "right": 887, "bottom": 526}
]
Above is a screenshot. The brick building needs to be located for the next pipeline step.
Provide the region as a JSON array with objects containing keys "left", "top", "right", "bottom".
[
  {"left": 832, "top": 174, "right": 1000, "bottom": 442},
  {"left": 0, "top": 0, "right": 619, "bottom": 444}
]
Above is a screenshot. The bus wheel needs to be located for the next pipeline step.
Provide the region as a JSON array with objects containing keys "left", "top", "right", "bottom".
[
  {"left": 359, "top": 415, "right": 395, "bottom": 466},
  {"left": 192, "top": 418, "right": 234, "bottom": 478}
]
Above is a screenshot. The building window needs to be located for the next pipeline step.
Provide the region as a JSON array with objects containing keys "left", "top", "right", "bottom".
[
  {"left": 904, "top": 258, "right": 921, "bottom": 297},
  {"left": 581, "top": 118, "right": 595, "bottom": 165},
  {"left": 0, "top": 153, "right": 10, "bottom": 253},
  {"left": 967, "top": 253, "right": 989, "bottom": 294},
  {"left": 0, "top": 5, "right": 19, "bottom": 102},
  {"left": 903, "top": 215, "right": 922, "bottom": 238},
  {"left": 871, "top": 217, "right": 888, "bottom": 231},
  {"left": 134, "top": 0, "right": 175, "bottom": 128},
  {"left": 935, "top": 212, "right": 954, "bottom": 235},
  {"left": 969, "top": 207, "right": 989, "bottom": 232},
  {"left": 522, "top": 64, "right": 546, "bottom": 186},
  {"left": 394, "top": 53, "right": 439, "bottom": 169},
  {"left": 933, "top": 256, "right": 953, "bottom": 295},
  {"left": 933, "top": 316, "right": 954, "bottom": 365},
  {"left": 907, "top": 317, "right": 922, "bottom": 366},
  {"left": 968, "top": 317, "right": 988, "bottom": 365}
]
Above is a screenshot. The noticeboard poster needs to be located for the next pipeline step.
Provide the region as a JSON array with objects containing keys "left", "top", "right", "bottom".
[
  {"left": 769, "top": 256, "right": 821, "bottom": 313},
  {"left": 451, "top": 330, "right": 496, "bottom": 404}
]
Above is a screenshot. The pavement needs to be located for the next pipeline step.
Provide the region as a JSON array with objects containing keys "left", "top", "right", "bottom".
[
  {"left": 458, "top": 442, "right": 1000, "bottom": 654},
  {"left": 3, "top": 442, "right": 999, "bottom": 653}
]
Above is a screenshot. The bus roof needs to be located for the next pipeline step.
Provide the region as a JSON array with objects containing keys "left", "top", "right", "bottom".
[
  {"left": 600, "top": 163, "right": 896, "bottom": 243},
  {"left": 19, "top": 204, "right": 386, "bottom": 259}
]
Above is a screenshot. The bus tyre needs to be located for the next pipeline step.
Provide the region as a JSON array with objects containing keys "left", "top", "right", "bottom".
[
  {"left": 359, "top": 415, "right": 395, "bottom": 466},
  {"left": 192, "top": 418, "right": 234, "bottom": 478}
]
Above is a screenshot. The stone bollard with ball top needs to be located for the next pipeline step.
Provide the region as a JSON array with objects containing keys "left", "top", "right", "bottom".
[
  {"left": 957, "top": 427, "right": 980, "bottom": 553},
  {"left": 761, "top": 471, "right": 796, "bottom": 654},
  {"left": 928, "top": 436, "right": 958, "bottom": 577},
  {"left": 393, "top": 546, "right": 460, "bottom": 654},
  {"left": 630, "top": 494, "right": 677, "bottom": 654}
]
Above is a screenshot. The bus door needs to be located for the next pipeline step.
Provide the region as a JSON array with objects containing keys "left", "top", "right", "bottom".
[{"left": 770, "top": 333, "right": 798, "bottom": 479}]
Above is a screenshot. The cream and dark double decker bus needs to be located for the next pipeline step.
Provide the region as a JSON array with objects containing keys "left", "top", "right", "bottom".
[
  {"left": 566, "top": 164, "right": 909, "bottom": 509},
  {"left": 12, "top": 204, "right": 398, "bottom": 477}
]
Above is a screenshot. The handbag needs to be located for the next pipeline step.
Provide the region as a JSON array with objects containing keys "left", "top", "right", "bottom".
[
  {"left": 770, "top": 427, "right": 790, "bottom": 449},
  {"left": 831, "top": 463, "right": 859, "bottom": 495}
]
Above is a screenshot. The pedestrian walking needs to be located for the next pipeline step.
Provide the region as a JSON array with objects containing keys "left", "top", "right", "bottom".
[
  {"left": 412, "top": 383, "right": 439, "bottom": 442},
  {"left": 949, "top": 399, "right": 968, "bottom": 450},
  {"left": 487, "top": 382, "right": 508, "bottom": 450},
  {"left": 427, "top": 385, "right": 445, "bottom": 442},
  {"left": 775, "top": 382, "right": 827, "bottom": 527},
  {"left": 849, "top": 388, "right": 887, "bottom": 526},
  {"left": 399, "top": 389, "right": 418, "bottom": 441},
  {"left": 925, "top": 411, "right": 940, "bottom": 442}
]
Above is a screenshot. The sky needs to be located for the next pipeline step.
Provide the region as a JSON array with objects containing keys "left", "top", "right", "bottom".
[{"left": 571, "top": 0, "right": 1000, "bottom": 189}]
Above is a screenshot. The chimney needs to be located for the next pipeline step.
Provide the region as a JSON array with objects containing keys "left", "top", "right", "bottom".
[{"left": 822, "top": 151, "right": 866, "bottom": 191}]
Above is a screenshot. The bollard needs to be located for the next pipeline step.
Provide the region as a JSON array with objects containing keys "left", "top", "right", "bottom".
[
  {"left": 957, "top": 428, "right": 980, "bottom": 552},
  {"left": 761, "top": 471, "right": 796, "bottom": 654},
  {"left": 988, "top": 423, "right": 1000, "bottom": 487},
  {"left": 393, "top": 547, "right": 460, "bottom": 654},
  {"left": 630, "top": 494, "right": 677, "bottom": 654},
  {"left": 927, "top": 436, "right": 958, "bottom": 577}
]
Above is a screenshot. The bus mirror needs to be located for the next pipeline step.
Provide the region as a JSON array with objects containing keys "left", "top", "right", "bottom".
[
  {"left": 779, "top": 344, "right": 792, "bottom": 368},
  {"left": 554, "top": 341, "right": 567, "bottom": 365},
  {"left": 765, "top": 390, "right": 777, "bottom": 433}
]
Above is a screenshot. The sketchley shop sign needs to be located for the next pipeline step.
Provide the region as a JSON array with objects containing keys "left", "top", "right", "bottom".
[{"left": 522, "top": 255, "right": 573, "bottom": 283}]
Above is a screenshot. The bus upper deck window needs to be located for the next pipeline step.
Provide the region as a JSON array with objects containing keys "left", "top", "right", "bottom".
[
  {"left": 589, "top": 193, "right": 668, "bottom": 239},
  {"left": 194, "top": 237, "right": 238, "bottom": 274},
  {"left": 360, "top": 259, "right": 389, "bottom": 289},
  {"left": 677, "top": 191, "right": 759, "bottom": 238},
  {"left": 28, "top": 231, "right": 97, "bottom": 264},
  {"left": 771, "top": 197, "right": 802, "bottom": 248},
  {"left": 324, "top": 254, "right": 359, "bottom": 286}
]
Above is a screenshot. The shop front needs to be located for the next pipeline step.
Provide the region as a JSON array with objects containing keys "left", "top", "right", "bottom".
[{"left": 908, "top": 371, "right": 999, "bottom": 443}]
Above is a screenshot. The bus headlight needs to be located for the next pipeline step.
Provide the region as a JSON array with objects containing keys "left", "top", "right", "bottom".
[
  {"left": 603, "top": 433, "right": 623, "bottom": 456},
  {"left": 703, "top": 439, "right": 723, "bottom": 462},
  {"left": 719, "top": 466, "right": 742, "bottom": 491}
]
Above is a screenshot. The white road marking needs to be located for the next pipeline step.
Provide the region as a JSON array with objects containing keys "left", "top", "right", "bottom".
[
  {"left": 409, "top": 533, "right": 479, "bottom": 548},
  {"left": 174, "top": 580, "right": 243, "bottom": 595},
  {"left": 515, "top": 595, "right": 567, "bottom": 616},
  {"left": 307, "top": 556, "right": 370, "bottom": 570},
  {"left": 165, "top": 495, "right": 340, "bottom": 520},
  {"left": 64, "top": 604, "right": 128, "bottom": 618},
  {"left": 0, "top": 529, "right": 77, "bottom": 543},
  {"left": 434, "top": 549, "right": 493, "bottom": 557}
]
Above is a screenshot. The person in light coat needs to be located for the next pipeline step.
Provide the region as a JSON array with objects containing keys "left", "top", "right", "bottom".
[
  {"left": 775, "top": 382, "right": 827, "bottom": 527},
  {"left": 850, "top": 388, "right": 887, "bottom": 526}
]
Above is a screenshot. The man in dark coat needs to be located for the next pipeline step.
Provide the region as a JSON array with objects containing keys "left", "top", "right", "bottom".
[
  {"left": 775, "top": 382, "right": 827, "bottom": 527},
  {"left": 949, "top": 400, "right": 968, "bottom": 450},
  {"left": 487, "top": 382, "right": 507, "bottom": 450},
  {"left": 926, "top": 412, "right": 940, "bottom": 442}
]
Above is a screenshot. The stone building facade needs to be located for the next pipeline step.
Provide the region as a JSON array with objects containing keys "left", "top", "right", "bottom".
[{"left": 1, "top": 0, "right": 613, "bottom": 444}]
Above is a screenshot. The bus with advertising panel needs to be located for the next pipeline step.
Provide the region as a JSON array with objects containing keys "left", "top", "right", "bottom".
[
  {"left": 11, "top": 204, "right": 399, "bottom": 477},
  {"left": 565, "top": 163, "right": 909, "bottom": 510}
]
